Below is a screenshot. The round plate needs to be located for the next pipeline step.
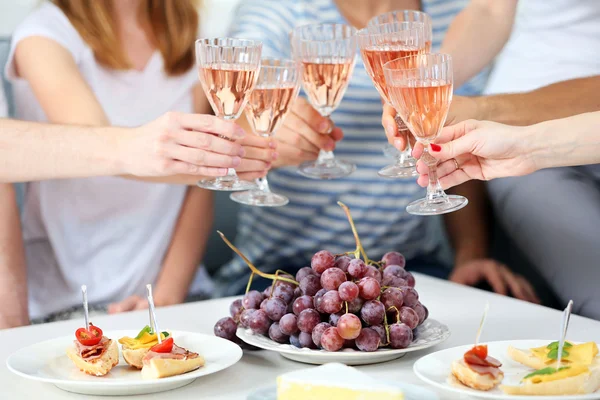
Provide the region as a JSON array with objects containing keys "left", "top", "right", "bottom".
[
  {"left": 6, "top": 330, "right": 242, "bottom": 396},
  {"left": 237, "top": 319, "right": 450, "bottom": 366},
  {"left": 248, "top": 381, "right": 439, "bottom": 400},
  {"left": 414, "top": 339, "right": 600, "bottom": 400}
]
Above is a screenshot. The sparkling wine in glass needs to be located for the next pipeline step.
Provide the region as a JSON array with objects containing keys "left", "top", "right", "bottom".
[
  {"left": 196, "top": 38, "right": 262, "bottom": 191},
  {"left": 230, "top": 59, "right": 301, "bottom": 207},
  {"left": 291, "top": 23, "right": 357, "bottom": 180},
  {"left": 383, "top": 54, "right": 468, "bottom": 215},
  {"left": 358, "top": 21, "right": 427, "bottom": 178}
]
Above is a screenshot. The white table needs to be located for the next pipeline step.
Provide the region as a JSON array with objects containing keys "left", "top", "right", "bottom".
[{"left": 2, "top": 273, "right": 598, "bottom": 399}]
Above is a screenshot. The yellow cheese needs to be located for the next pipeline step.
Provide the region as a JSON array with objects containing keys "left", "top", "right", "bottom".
[
  {"left": 523, "top": 365, "right": 589, "bottom": 384},
  {"left": 118, "top": 332, "right": 167, "bottom": 350},
  {"left": 277, "top": 363, "right": 404, "bottom": 400},
  {"left": 530, "top": 342, "right": 598, "bottom": 366}
]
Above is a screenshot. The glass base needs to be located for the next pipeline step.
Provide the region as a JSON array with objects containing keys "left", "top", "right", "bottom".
[
  {"left": 378, "top": 162, "right": 418, "bottom": 179},
  {"left": 406, "top": 194, "right": 468, "bottom": 216},
  {"left": 297, "top": 159, "right": 356, "bottom": 180},
  {"left": 230, "top": 190, "right": 289, "bottom": 207},
  {"left": 196, "top": 177, "right": 257, "bottom": 191}
]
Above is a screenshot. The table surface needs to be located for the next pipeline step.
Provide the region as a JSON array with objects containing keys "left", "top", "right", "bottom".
[{"left": 2, "top": 273, "right": 598, "bottom": 399}]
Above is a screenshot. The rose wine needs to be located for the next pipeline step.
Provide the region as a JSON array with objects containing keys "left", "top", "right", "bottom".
[
  {"left": 361, "top": 45, "right": 423, "bottom": 102},
  {"left": 199, "top": 64, "right": 258, "bottom": 119},
  {"left": 388, "top": 80, "right": 452, "bottom": 142},
  {"left": 301, "top": 61, "right": 354, "bottom": 116},
  {"left": 245, "top": 85, "right": 299, "bottom": 135}
]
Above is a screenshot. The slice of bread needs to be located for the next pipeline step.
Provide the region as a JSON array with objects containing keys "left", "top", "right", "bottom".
[
  {"left": 451, "top": 359, "right": 504, "bottom": 391},
  {"left": 506, "top": 345, "right": 548, "bottom": 370},
  {"left": 501, "top": 364, "right": 600, "bottom": 395},
  {"left": 66, "top": 339, "right": 119, "bottom": 376},
  {"left": 141, "top": 356, "right": 205, "bottom": 379},
  {"left": 122, "top": 347, "right": 150, "bottom": 369}
]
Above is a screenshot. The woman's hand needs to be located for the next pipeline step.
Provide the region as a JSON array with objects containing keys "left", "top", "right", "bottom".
[
  {"left": 272, "top": 97, "right": 343, "bottom": 168},
  {"left": 412, "top": 119, "right": 539, "bottom": 189}
]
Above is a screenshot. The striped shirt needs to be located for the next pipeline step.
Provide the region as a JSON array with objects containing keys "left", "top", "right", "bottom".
[{"left": 215, "top": 0, "right": 488, "bottom": 295}]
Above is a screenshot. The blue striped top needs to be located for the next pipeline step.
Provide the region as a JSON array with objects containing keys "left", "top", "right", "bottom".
[{"left": 215, "top": 0, "right": 488, "bottom": 295}]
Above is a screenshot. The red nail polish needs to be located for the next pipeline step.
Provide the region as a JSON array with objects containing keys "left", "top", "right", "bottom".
[{"left": 430, "top": 144, "right": 441, "bottom": 152}]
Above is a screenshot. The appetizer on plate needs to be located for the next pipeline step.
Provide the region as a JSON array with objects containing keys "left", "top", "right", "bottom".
[
  {"left": 118, "top": 325, "right": 169, "bottom": 369},
  {"left": 451, "top": 344, "right": 504, "bottom": 391},
  {"left": 66, "top": 322, "right": 119, "bottom": 376},
  {"left": 140, "top": 336, "right": 205, "bottom": 379},
  {"left": 507, "top": 340, "right": 599, "bottom": 370}
]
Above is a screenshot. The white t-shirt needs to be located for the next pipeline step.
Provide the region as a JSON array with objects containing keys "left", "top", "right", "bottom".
[
  {"left": 485, "top": 0, "right": 600, "bottom": 94},
  {"left": 5, "top": 2, "right": 198, "bottom": 319}
]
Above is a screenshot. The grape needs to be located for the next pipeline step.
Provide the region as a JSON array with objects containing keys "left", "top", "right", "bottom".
[
  {"left": 371, "top": 324, "right": 387, "bottom": 346},
  {"left": 347, "top": 296, "right": 364, "bottom": 314},
  {"left": 296, "top": 266, "right": 316, "bottom": 283},
  {"left": 299, "top": 275, "right": 321, "bottom": 297},
  {"left": 229, "top": 299, "right": 243, "bottom": 320},
  {"left": 399, "top": 287, "right": 419, "bottom": 307},
  {"left": 273, "top": 283, "right": 295, "bottom": 304},
  {"left": 263, "top": 286, "right": 273, "bottom": 298},
  {"left": 334, "top": 255, "right": 352, "bottom": 273},
  {"left": 239, "top": 309, "right": 256, "bottom": 328},
  {"left": 268, "top": 322, "right": 289, "bottom": 343},
  {"left": 293, "top": 295, "right": 314, "bottom": 316},
  {"left": 355, "top": 328, "right": 380, "bottom": 352},
  {"left": 249, "top": 309, "right": 271, "bottom": 335},
  {"left": 264, "top": 297, "right": 287, "bottom": 321},
  {"left": 313, "top": 288, "right": 327, "bottom": 313},
  {"left": 381, "top": 287, "right": 404, "bottom": 311},
  {"left": 311, "top": 250, "right": 335, "bottom": 274},
  {"left": 294, "top": 287, "right": 302, "bottom": 299},
  {"left": 381, "top": 275, "right": 408, "bottom": 288},
  {"left": 381, "top": 251, "right": 406, "bottom": 268},
  {"left": 214, "top": 317, "right": 237, "bottom": 342},
  {"left": 389, "top": 323, "right": 413, "bottom": 349},
  {"left": 279, "top": 313, "right": 299, "bottom": 335},
  {"left": 405, "top": 271, "right": 416, "bottom": 287},
  {"left": 297, "top": 309, "right": 321, "bottom": 333},
  {"left": 321, "top": 290, "right": 343, "bottom": 314},
  {"left": 299, "top": 331, "right": 317, "bottom": 348},
  {"left": 338, "top": 281, "right": 359, "bottom": 302},
  {"left": 399, "top": 306, "right": 419, "bottom": 330},
  {"left": 328, "top": 311, "right": 343, "bottom": 327},
  {"left": 242, "top": 290, "right": 264, "bottom": 310},
  {"left": 347, "top": 259, "right": 367, "bottom": 279},
  {"left": 286, "top": 302, "right": 294, "bottom": 314},
  {"left": 364, "top": 265, "right": 382, "bottom": 283},
  {"left": 357, "top": 277, "right": 381, "bottom": 300},
  {"left": 312, "top": 322, "right": 331, "bottom": 348},
  {"left": 383, "top": 264, "right": 405, "bottom": 279},
  {"left": 259, "top": 298, "right": 268, "bottom": 311},
  {"left": 320, "top": 267, "right": 347, "bottom": 290},
  {"left": 337, "top": 313, "right": 362, "bottom": 340},
  {"left": 290, "top": 333, "right": 301, "bottom": 348},
  {"left": 361, "top": 300, "right": 385, "bottom": 326},
  {"left": 423, "top": 304, "right": 429, "bottom": 321},
  {"left": 321, "top": 327, "right": 344, "bottom": 352},
  {"left": 412, "top": 302, "right": 427, "bottom": 325}
]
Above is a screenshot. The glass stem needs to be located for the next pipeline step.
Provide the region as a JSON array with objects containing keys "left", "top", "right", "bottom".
[
  {"left": 316, "top": 149, "right": 335, "bottom": 166},
  {"left": 395, "top": 114, "right": 414, "bottom": 161},
  {"left": 255, "top": 176, "right": 271, "bottom": 193},
  {"left": 422, "top": 147, "right": 448, "bottom": 204}
]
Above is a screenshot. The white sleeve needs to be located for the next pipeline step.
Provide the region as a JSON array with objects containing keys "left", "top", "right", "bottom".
[{"left": 4, "top": 1, "right": 87, "bottom": 82}]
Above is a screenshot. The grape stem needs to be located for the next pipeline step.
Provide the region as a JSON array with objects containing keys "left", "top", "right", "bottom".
[
  {"left": 387, "top": 306, "right": 401, "bottom": 324},
  {"left": 218, "top": 231, "right": 299, "bottom": 286},
  {"left": 382, "top": 309, "right": 391, "bottom": 346},
  {"left": 337, "top": 202, "right": 379, "bottom": 267},
  {"left": 345, "top": 301, "right": 349, "bottom": 314},
  {"left": 245, "top": 272, "right": 255, "bottom": 294}
]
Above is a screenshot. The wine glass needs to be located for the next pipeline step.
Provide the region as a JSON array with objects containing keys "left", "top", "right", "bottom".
[
  {"left": 230, "top": 59, "right": 301, "bottom": 207},
  {"left": 368, "top": 10, "right": 433, "bottom": 52},
  {"left": 358, "top": 21, "right": 427, "bottom": 178},
  {"left": 291, "top": 23, "right": 357, "bottom": 180},
  {"left": 383, "top": 54, "right": 468, "bottom": 215},
  {"left": 195, "top": 38, "right": 262, "bottom": 191}
]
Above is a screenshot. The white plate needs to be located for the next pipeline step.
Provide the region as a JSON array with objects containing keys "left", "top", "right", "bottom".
[
  {"left": 6, "top": 330, "right": 242, "bottom": 396},
  {"left": 414, "top": 339, "right": 600, "bottom": 400},
  {"left": 237, "top": 318, "right": 450, "bottom": 365},
  {"left": 247, "top": 381, "right": 439, "bottom": 400}
]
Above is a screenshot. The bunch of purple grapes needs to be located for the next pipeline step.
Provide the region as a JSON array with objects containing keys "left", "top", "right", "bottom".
[{"left": 214, "top": 250, "right": 429, "bottom": 352}]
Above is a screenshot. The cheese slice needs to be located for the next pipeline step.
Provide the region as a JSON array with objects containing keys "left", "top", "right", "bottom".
[{"left": 277, "top": 363, "right": 404, "bottom": 400}]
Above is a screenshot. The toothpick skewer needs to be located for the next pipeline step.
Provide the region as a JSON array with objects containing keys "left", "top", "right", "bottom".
[
  {"left": 474, "top": 302, "right": 489, "bottom": 346},
  {"left": 81, "top": 285, "right": 89, "bottom": 329},
  {"left": 556, "top": 300, "right": 574, "bottom": 369},
  {"left": 146, "top": 284, "right": 162, "bottom": 344}
]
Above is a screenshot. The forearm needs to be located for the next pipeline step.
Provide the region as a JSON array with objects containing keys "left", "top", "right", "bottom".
[
  {"left": 441, "top": 0, "right": 517, "bottom": 88},
  {"left": 475, "top": 76, "right": 600, "bottom": 125},
  {"left": 0, "top": 184, "right": 29, "bottom": 329},
  {"left": 154, "top": 187, "right": 214, "bottom": 306}
]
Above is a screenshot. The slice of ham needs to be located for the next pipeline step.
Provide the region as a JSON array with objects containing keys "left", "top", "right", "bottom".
[
  {"left": 465, "top": 362, "right": 502, "bottom": 379},
  {"left": 142, "top": 344, "right": 199, "bottom": 365},
  {"left": 464, "top": 352, "right": 503, "bottom": 368},
  {"left": 74, "top": 336, "right": 110, "bottom": 360}
]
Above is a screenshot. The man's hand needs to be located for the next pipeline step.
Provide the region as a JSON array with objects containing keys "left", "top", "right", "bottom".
[
  {"left": 451, "top": 259, "right": 540, "bottom": 304},
  {"left": 108, "top": 295, "right": 148, "bottom": 314}
]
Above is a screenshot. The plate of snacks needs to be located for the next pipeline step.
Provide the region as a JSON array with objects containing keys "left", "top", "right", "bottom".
[{"left": 214, "top": 202, "right": 450, "bottom": 365}]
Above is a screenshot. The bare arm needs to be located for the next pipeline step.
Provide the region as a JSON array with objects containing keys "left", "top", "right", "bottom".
[{"left": 441, "top": 0, "right": 518, "bottom": 88}]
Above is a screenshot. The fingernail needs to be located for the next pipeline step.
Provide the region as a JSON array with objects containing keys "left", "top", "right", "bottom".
[
  {"left": 394, "top": 139, "right": 403, "bottom": 149},
  {"left": 385, "top": 122, "right": 396, "bottom": 137},
  {"left": 430, "top": 144, "right": 442, "bottom": 152},
  {"left": 324, "top": 140, "right": 335, "bottom": 151},
  {"left": 238, "top": 147, "right": 246, "bottom": 157},
  {"left": 271, "top": 151, "right": 278, "bottom": 160},
  {"left": 269, "top": 140, "right": 277, "bottom": 149},
  {"left": 235, "top": 127, "right": 246, "bottom": 138},
  {"left": 319, "top": 120, "right": 333, "bottom": 134},
  {"left": 232, "top": 156, "right": 241, "bottom": 167}
]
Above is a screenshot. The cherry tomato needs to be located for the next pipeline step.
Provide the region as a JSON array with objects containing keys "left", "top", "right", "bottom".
[
  {"left": 465, "top": 344, "right": 488, "bottom": 360},
  {"left": 75, "top": 323, "right": 103, "bottom": 346},
  {"left": 150, "top": 337, "right": 174, "bottom": 353}
]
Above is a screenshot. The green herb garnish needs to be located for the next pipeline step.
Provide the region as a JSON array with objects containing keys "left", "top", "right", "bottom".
[
  {"left": 547, "top": 348, "right": 570, "bottom": 360},
  {"left": 135, "top": 325, "right": 152, "bottom": 339},
  {"left": 547, "top": 341, "right": 573, "bottom": 350},
  {"left": 523, "top": 366, "right": 570, "bottom": 380},
  {"left": 162, "top": 331, "right": 169, "bottom": 338}
]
